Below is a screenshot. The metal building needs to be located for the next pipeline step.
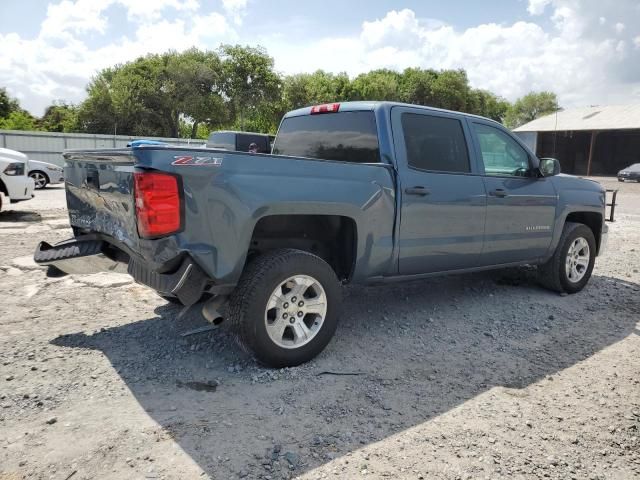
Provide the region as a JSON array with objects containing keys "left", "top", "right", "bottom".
[
  {"left": 514, "top": 104, "right": 640, "bottom": 175},
  {"left": 0, "top": 130, "right": 206, "bottom": 166}
]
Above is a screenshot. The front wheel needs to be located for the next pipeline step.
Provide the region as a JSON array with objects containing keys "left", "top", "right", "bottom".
[
  {"left": 538, "top": 222, "right": 596, "bottom": 293},
  {"left": 228, "top": 249, "right": 341, "bottom": 367}
]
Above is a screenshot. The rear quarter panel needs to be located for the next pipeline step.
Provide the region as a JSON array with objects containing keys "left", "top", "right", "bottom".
[{"left": 134, "top": 148, "right": 397, "bottom": 286}]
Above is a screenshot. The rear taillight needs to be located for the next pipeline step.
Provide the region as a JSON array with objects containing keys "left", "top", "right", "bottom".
[
  {"left": 310, "top": 103, "right": 340, "bottom": 114},
  {"left": 3, "top": 162, "right": 25, "bottom": 176},
  {"left": 133, "top": 171, "right": 182, "bottom": 238}
]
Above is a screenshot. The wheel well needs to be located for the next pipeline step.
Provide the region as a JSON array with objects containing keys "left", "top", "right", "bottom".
[
  {"left": 566, "top": 211, "right": 602, "bottom": 250},
  {"left": 0, "top": 179, "right": 7, "bottom": 196},
  {"left": 248, "top": 215, "right": 357, "bottom": 282}
]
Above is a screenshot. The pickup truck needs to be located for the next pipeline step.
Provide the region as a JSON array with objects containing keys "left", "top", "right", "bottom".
[
  {"left": 207, "top": 130, "right": 273, "bottom": 153},
  {"left": 34, "top": 102, "right": 608, "bottom": 367}
]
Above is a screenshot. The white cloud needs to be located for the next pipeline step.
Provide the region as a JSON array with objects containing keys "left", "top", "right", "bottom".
[
  {"left": 527, "top": 0, "right": 552, "bottom": 15},
  {"left": 116, "top": 0, "right": 200, "bottom": 22},
  {"left": 222, "top": 0, "right": 248, "bottom": 26},
  {"left": 40, "top": 0, "right": 111, "bottom": 39},
  {"left": 267, "top": 2, "right": 640, "bottom": 108},
  {"left": 0, "top": 0, "right": 236, "bottom": 114},
  {"left": 2, "top": 0, "right": 640, "bottom": 115}
]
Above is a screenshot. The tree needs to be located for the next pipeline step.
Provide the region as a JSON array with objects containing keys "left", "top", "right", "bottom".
[
  {"left": 467, "top": 90, "right": 511, "bottom": 123},
  {"left": 0, "top": 110, "right": 40, "bottom": 130},
  {"left": 504, "top": 91, "right": 559, "bottom": 129},
  {"left": 165, "top": 49, "right": 227, "bottom": 138},
  {"left": 39, "top": 102, "right": 79, "bottom": 132},
  {"left": 398, "top": 68, "right": 438, "bottom": 105},
  {"left": 219, "top": 45, "right": 280, "bottom": 130},
  {"left": 0, "top": 88, "right": 20, "bottom": 119},
  {"left": 350, "top": 69, "right": 402, "bottom": 101},
  {"left": 429, "top": 69, "right": 472, "bottom": 111},
  {"left": 76, "top": 50, "right": 230, "bottom": 138}
]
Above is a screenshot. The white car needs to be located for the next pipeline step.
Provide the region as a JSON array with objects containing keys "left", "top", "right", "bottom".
[
  {"left": 28, "top": 159, "right": 64, "bottom": 189},
  {"left": 0, "top": 147, "right": 35, "bottom": 211}
]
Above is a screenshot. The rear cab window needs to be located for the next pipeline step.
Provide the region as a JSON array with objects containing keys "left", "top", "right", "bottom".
[{"left": 272, "top": 111, "right": 380, "bottom": 163}]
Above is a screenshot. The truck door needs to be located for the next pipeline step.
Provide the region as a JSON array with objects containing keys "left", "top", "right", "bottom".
[
  {"left": 468, "top": 120, "right": 557, "bottom": 265},
  {"left": 391, "top": 107, "right": 486, "bottom": 275}
]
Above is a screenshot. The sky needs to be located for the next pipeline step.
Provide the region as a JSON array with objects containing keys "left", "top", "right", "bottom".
[{"left": 1, "top": 0, "right": 639, "bottom": 116}]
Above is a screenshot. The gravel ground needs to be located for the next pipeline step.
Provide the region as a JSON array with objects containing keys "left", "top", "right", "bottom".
[{"left": 0, "top": 179, "right": 639, "bottom": 480}]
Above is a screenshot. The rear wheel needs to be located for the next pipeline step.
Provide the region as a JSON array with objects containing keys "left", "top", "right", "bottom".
[
  {"left": 29, "top": 171, "right": 49, "bottom": 189},
  {"left": 538, "top": 222, "right": 596, "bottom": 293},
  {"left": 228, "top": 249, "right": 341, "bottom": 367}
]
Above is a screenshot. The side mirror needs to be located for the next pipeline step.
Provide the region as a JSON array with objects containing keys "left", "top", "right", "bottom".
[{"left": 538, "top": 157, "right": 561, "bottom": 177}]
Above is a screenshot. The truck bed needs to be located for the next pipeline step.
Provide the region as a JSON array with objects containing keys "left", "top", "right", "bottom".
[{"left": 58, "top": 145, "right": 397, "bottom": 295}]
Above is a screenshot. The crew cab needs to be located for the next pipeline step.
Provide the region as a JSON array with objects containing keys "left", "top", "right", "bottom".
[
  {"left": 0, "top": 147, "right": 35, "bottom": 211},
  {"left": 34, "top": 102, "right": 608, "bottom": 367}
]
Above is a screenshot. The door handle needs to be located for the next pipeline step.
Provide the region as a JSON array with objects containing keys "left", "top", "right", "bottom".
[
  {"left": 405, "top": 186, "right": 430, "bottom": 196},
  {"left": 490, "top": 189, "right": 508, "bottom": 198}
]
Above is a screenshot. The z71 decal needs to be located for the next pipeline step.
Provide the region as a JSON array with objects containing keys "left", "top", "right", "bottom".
[{"left": 172, "top": 155, "right": 223, "bottom": 166}]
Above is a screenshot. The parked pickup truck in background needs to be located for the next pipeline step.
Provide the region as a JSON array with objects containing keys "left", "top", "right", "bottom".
[
  {"left": 206, "top": 130, "right": 273, "bottom": 153},
  {"left": 34, "top": 102, "right": 608, "bottom": 367}
]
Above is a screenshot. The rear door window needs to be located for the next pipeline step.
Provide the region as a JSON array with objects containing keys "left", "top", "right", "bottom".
[
  {"left": 272, "top": 111, "right": 380, "bottom": 163},
  {"left": 401, "top": 113, "right": 470, "bottom": 173}
]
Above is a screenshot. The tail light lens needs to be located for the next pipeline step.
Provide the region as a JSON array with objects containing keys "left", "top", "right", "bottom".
[
  {"left": 133, "top": 171, "right": 182, "bottom": 238},
  {"left": 3, "top": 162, "right": 25, "bottom": 176}
]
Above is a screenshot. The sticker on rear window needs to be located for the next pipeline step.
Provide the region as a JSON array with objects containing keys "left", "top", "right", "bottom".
[{"left": 172, "top": 156, "right": 223, "bottom": 166}]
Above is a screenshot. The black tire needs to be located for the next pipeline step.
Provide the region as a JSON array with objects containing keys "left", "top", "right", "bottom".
[
  {"left": 29, "top": 171, "right": 49, "bottom": 189},
  {"left": 538, "top": 222, "right": 596, "bottom": 294},
  {"left": 228, "top": 249, "right": 341, "bottom": 368}
]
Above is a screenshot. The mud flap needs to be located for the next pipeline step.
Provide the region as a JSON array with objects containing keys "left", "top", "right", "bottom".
[{"left": 128, "top": 257, "right": 208, "bottom": 306}]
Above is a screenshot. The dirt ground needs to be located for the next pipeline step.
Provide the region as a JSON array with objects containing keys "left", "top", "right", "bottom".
[{"left": 1, "top": 179, "right": 639, "bottom": 480}]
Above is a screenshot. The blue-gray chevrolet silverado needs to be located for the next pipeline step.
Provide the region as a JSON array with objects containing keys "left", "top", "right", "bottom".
[{"left": 34, "top": 101, "right": 608, "bottom": 367}]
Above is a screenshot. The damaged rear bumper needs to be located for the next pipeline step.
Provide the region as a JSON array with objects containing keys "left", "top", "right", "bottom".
[{"left": 34, "top": 236, "right": 209, "bottom": 306}]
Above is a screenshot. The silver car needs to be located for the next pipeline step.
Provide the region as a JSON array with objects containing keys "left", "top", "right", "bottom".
[{"left": 28, "top": 160, "right": 64, "bottom": 189}]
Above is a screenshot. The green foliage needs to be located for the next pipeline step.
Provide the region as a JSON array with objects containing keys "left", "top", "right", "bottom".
[
  {"left": 0, "top": 110, "right": 40, "bottom": 130},
  {"left": 351, "top": 69, "right": 402, "bottom": 102},
  {"left": 0, "top": 88, "right": 20, "bottom": 119},
  {"left": 39, "top": 102, "right": 79, "bottom": 132},
  {"left": 1, "top": 45, "right": 561, "bottom": 137},
  {"left": 504, "top": 91, "right": 559, "bottom": 129},
  {"left": 219, "top": 45, "right": 281, "bottom": 131}
]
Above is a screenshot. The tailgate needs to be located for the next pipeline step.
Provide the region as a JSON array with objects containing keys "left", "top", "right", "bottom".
[{"left": 63, "top": 149, "right": 139, "bottom": 249}]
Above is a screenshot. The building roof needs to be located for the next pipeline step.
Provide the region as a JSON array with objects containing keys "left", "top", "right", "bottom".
[{"left": 514, "top": 104, "right": 640, "bottom": 132}]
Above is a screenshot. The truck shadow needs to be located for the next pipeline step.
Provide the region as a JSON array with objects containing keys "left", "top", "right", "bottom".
[{"left": 52, "top": 271, "right": 639, "bottom": 478}]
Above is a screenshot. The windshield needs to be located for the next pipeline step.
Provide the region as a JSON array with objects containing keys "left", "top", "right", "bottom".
[
  {"left": 273, "top": 111, "right": 380, "bottom": 163},
  {"left": 624, "top": 163, "right": 640, "bottom": 171}
]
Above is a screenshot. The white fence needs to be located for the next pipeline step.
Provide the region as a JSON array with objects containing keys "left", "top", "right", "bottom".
[{"left": 0, "top": 130, "right": 206, "bottom": 166}]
